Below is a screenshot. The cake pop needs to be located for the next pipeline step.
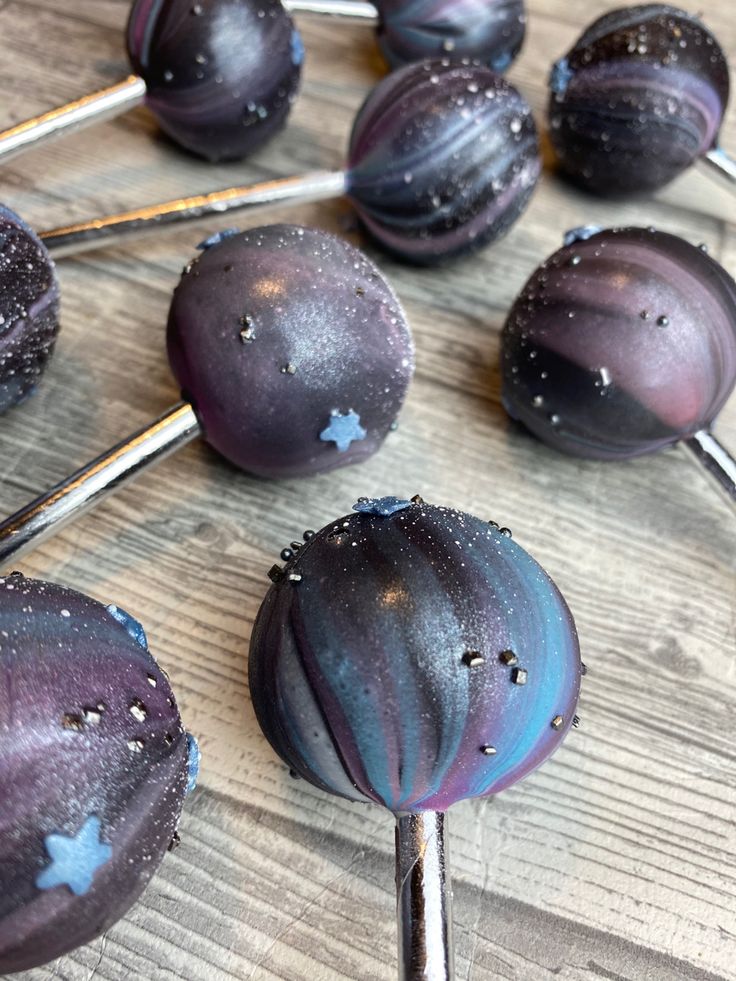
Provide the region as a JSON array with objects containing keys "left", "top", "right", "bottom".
[
  {"left": 0, "top": 0, "right": 303, "bottom": 163},
  {"left": 39, "top": 60, "right": 541, "bottom": 265},
  {"left": 502, "top": 226, "right": 736, "bottom": 500},
  {"left": 0, "top": 573, "right": 199, "bottom": 973},
  {"left": 309, "top": 0, "right": 527, "bottom": 70},
  {"left": 0, "top": 225, "right": 414, "bottom": 563},
  {"left": 0, "top": 207, "right": 59, "bottom": 415},
  {"left": 547, "top": 4, "right": 735, "bottom": 195},
  {"left": 249, "top": 495, "right": 582, "bottom": 976}
]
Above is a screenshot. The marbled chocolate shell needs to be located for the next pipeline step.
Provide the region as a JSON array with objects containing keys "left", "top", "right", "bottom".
[
  {"left": 375, "top": 0, "right": 526, "bottom": 71},
  {"left": 347, "top": 60, "right": 541, "bottom": 263},
  {"left": 0, "top": 205, "right": 60, "bottom": 414},
  {"left": 166, "top": 225, "right": 414, "bottom": 477},
  {"left": 0, "top": 574, "right": 199, "bottom": 973},
  {"left": 502, "top": 226, "right": 736, "bottom": 459},
  {"left": 126, "top": 0, "right": 303, "bottom": 161},
  {"left": 249, "top": 497, "right": 581, "bottom": 814},
  {"left": 548, "top": 4, "right": 729, "bottom": 194}
]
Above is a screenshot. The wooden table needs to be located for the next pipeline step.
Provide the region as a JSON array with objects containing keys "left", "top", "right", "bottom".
[{"left": 2, "top": 1, "right": 735, "bottom": 978}]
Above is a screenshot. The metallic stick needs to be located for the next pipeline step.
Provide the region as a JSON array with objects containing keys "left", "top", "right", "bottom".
[
  {"left": 684, "top": 430, "right": 736, "bottom": 504},
  {"left": 39, "top": 170, "right": 347, "bottom": 257},
  {"left": 702, "top": 147, "right": 736, "bottom": 187},
  {"left": 284, "top": 0, "right": 378, "bottom": 21},
  {"left": 395, "top": 812, "right": 454, "bottom": 981},
  {"left": 0, "top": 76, "right": 147, "bottom": 164},
  {"left": 0, "top": 403, "right": 199, "bottom": 566}
]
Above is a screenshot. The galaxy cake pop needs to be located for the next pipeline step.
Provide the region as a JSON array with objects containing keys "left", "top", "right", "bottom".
[
  {"left": 372, "top": 0, "right": 526, "bottom": 70},
  {"left": 0, "top": 0, "right": 303, "bottom": 163},
  {"left": 547, "top": 5, "right": 732, "bottom": 195},
  {"left": 0, "top": 207, "right": 59, "bottom": 415},
  {"left": 0, "top": 573, "right": 199, "bottom": 973},
  {"left": 250, "top": 495, "right": 581, "bottom": 975},
  {"left": 0, "top": 225, "right": 414, "bottom": 563},
  {"left": 39, "top": 60, "right": 541, "bottom": 266},
  {"left": 502, "top": 227, "right": 736, "bottom": 497}
]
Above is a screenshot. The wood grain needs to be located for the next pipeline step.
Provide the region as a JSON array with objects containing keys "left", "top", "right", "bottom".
[{"left": 0, "top": 1, "right": 734, "bottom": 979}]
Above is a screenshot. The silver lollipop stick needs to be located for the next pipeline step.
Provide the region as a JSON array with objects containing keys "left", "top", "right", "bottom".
[
  {"left": 684, "top": 430, "right": 736, "bottom": 503},
  {"left": 702, "top": 147, "right": 736, "bottom": 187},
  {"left": 0, "top": 403, "right": 198, "bottom": 565},
  {"left": 0, "top": 76, "right": 146, "bottom": 164},
  {"left": 284, "top": 0, "right": 378, "bottom": 20},
  {"left": 396, "top": 812, "right": 453, "bottom": 981},
  {"left": 40, "top": 171, "right": 347, "bottom": 258}
]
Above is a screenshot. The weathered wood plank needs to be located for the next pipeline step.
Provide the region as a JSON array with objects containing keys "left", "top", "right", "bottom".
[{"left": 1, "top": 0, "right": 734, "bottom": 979}]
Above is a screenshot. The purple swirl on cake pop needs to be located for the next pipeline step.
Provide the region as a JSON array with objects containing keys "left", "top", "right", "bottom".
[
  {"left": 548, "top": 4, "right": 730, "bottom": 194},
  {"left": 502, "top": 227, "right": 736, "bottom": 459},
  {"left": 0, "top": 574, "right": 197, "bottom": 973},
  {"left": 0, "top": 206, "right": 60, "bottom": 415},
  {"left": 249, "top": 498, "right": 581, "bottom": 813},
  {"left": 166, "top": 224, "right": 414, "bottom": 478},
  {"left": 126, "top": 0, "right": 303, "bottom": 161},
  {"left": 375, "top": 0, "right": 526, "bottom": 71},
  {"left": 346, "top": 60, "right": 541, "bottom": 264}
]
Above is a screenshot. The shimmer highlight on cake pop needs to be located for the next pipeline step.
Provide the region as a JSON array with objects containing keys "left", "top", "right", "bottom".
[
  {"left": 167, "top": 225, "right": 414, "bottom": 477},
  {"left": 0, "top": 206, "right": 60, "bottom": 414},
  {"left": 347, "top": 60, "right": 541, "bottom": 263},
  {"left": 126, "top": 0, "right": 303, "bottom": 161},
  {"left": 249, "top": 498, "right": 581, "bottom": 813},
  {"left": 548, "top": 4, "right": 730, "bottom": 194},
  {"left": 502, "top": 226, "right": 736, "bottom": 459},
  {"left": 0, "top": 574, "right": 196, "bottom": 973},
  {"left": 375, "top": 0, "right": 526, "bottom": 71}
]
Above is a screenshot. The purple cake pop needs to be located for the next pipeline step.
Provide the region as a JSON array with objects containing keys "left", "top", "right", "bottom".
[
  {"left": 249, "top": 497, "right": 581, "bottom": 812},
  {"left": 502, "top": 226, "right": 736, "bottom": 459},
  {"left": 548, "top": 4, "right": 730, "bottom": 195},
  {"left": 375, "top": 0, "right": 526, "bottom": 72},
  {"left": 0, "top": 573, "right": 199, "bottom": 973},
  {"left": 167, "top": 224, "right": 414, "bottom": 477},
  {"left": 126, "top": 0, "right": 303, "bottom": 161},
  {"left": 0, "top": 206, "right": 60, "bottom": 415},
  {"left": 347, "top": 59, "right": 541, "bottom": 263}
]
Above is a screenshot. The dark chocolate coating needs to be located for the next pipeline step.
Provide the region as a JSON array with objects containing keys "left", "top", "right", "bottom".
[
  {"left": 167, "top": 225, "right": 414, "bottom": 477},
  {"left": 375, "top": 0, "right": 526, "bottom": 71},
  {"left": 0, "top": 206, "right": 60, "bottom": 414},
  {"left": 347, "top": 60, "right": 540, "bottom": 264},
  {"left": 0, "top": 574, "right": 195, "bottom": 973},
  {"left": 548, "top": 5, "right": 730, "bottom": 195},
  {"left": 502, "top": 227, "right": 736, "bottom": 459},
  {"left": 126, "top": 0, "right": 303, "bottom": 161},
  {"left": 250, "top": 499, "right": 581, "bottom": 813}
]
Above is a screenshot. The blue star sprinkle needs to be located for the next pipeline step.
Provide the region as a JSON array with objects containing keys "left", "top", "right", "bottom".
[
  {"left": 36, "top": 816, "right": 113, "bottom": 896},
  {"left": 563, "top": 225, "right": 602, "bottom": 247},
  {"left": 291, "top": 29, "right": 305, "bottom": 66},
  {"left": 353, "top": 496, "right": 412, "bottom": 517},
  {"left": 196, "top": 228, "right": 240, "bottom": 251},
  {"left": 319, "top": 410, "right": 367, "bottom": 452},
  {"left": 489, "top": 50, "right": 512, "bottom": 73},
  {"left": 549, "top": 58, "right": 574, "bottom": 95},
  {"left": 107, "top": 604, "right": 148, "bottom": 650},
  {"left": 186, "top": 733, "right": 201, "bottom": 796}
]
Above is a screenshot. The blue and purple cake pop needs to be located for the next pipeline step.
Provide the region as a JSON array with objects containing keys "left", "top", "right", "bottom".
[
  {"left": 249, "top": 496, "right": 581, "bottom": 812},
  {"left": 0, "top": 574, "right": 199, "bottom": 973},
  {"left": 548, "top": 5, "right": 730, "bottom": 195},
  {"left": 0, "top": 206, "right": 59, "bottom": 415},
  {"left": 375, "top": 0, "right": 526, "bottom": 71},
  {"left": 167, "top": 224, "right": 414, "bottom": 477},
  {"left": 126, "top": 0, "right": 303, "bottom": 160},
  {"left": 347, "top": 59, "right": 541, "bottom": 263},
  {"left": 502, "top": 227, "right": 736, "bottom": 459}
]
